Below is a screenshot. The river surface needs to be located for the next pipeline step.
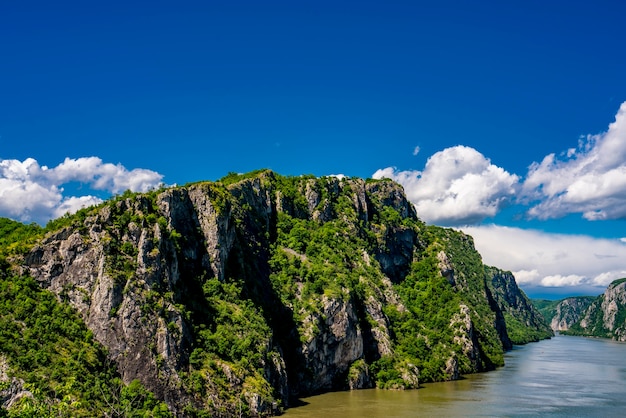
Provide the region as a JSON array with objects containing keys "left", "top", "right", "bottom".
[{"left": 284, "top": 334, "right": 626, "bottom": 417}]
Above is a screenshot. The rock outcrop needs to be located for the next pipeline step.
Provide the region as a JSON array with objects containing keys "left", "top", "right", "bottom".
[
  {"left": 0, "top": 356, "right": 32, "bottom": 410},
  {"left": 486, "top": 267, "right": 553, "bottom": 344},
  {"left": 549, "top": 297, "right": 594, "bottom": 331},
  {"left": 536, "top": 279, "right": 626, "bottom": 341},
  {"left": 1, "top": 170, "right": 551, "bottom": 416},
  {"left": 573, "top": 279, "right": 626, "bottom": 341}
]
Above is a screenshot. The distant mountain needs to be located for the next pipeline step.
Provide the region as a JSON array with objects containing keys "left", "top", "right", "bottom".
[
  {"left": 1, "top": 170, "right": 551, "bottom": 417},
  {"left": 533, "top": 297, "right": 595, "bottom": 331},
  {"left": 533, "top": 278, "right": 626, "bottom": 341},
  {"left": 562, "top": 279, "right": 626, "bottom": 340}
]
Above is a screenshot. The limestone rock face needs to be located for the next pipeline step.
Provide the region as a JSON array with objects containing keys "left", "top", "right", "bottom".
[
  {"left": 436, "top": 251, "right": 455, "bottom": 284},
  {"left": 20, "top": 174, "right": 421, "bottom": 414},
  {"left": 299, "top": 295, "right": 364, "bottom": 392},
  {"left": 550, "top": 297, "right": 594, "bottom": 331},
  {"left": 10, "top": 170, "right": 551, "bottom": 415},
  {"left": 0, "top": 356, "right": 32, "bottom": 410},
  {"left": 486, "top": 267, "right": 553, "bottom": 344},
  {"left": 25, "top": 198, "right": 193, "bottom": 413},
  {"left": 576, "top": 279, "right": 626, "bottom": 341},
  {"left": 450, "top": 304, "right": 480, "bottom": 372},
  {"left": 599, "top": 281, "right": 626, "bottom": 335}
]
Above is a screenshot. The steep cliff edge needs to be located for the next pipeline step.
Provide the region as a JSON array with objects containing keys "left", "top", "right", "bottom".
[
  {"left": 534, "top": 297, "right": 595, "bottom": 331},
  {"left": 1, "top": 170, "right": 550, "bottom": 416},
  {"left": 485, "top": 267, "right": 553, "bottom": 344},
  {"left": 563, "top": 279, "right": 626, "bottom": 341}
]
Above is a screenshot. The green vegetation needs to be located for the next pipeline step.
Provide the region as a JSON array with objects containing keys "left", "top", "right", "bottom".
[
  {"left": 267, "top": 178, "right": 506, "bottom": 386},
  {"left": 217, "top": 169, "right": 273, "bottom": 186},
  {"left": 0, "top": 268, "right": 171, "bottom": 417},
  {"left": 532, "top": 296, "right": 596, "bottom": 339},
  {"left": 0, "top": 218, "right": 43, "bottom": 259},
  {"left": 1, "top": 170, "right": 555, "bottom": 416},
  {"left": 562, "top": 280, "right": 626, "bottom": 339},
  {"left": 532, "top": 298, "right": 562, "bottom": 322},
  {"left": 392, "top": 227, "right": 504, "bottom": 376},
  {"left": 502, "top": 312, "right": 551, "bottom": 343},
  {"left": 182, "top": 276, "right": 277, "bottom": 417},
  {"left": 612, "top": 277, "right": 626, "bottom": 286}
]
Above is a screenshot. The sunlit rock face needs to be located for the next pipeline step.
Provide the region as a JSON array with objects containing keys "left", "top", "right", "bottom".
[
  {"left": 18, "top": 170, "right": 551, "bottom": 416},
  {"left": 577, "top": 280, "right": 626, "bottom": 341},
  {"left": 549, "top": 297, "right": 594, "bottom": 331}
]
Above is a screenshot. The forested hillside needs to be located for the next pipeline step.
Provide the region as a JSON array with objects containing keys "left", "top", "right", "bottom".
[
  {"left": 533, "top": 296, "right": 595, "bottom": 331},
  {"left": 561, "top": 279, "right": 626, "bottom": 340},
  {"left": 1, "top": 170, "right": 551, "bottom": 417}
]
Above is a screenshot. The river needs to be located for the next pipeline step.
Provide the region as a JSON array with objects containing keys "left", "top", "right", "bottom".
[{"left": 284, "top": 334, "right": 626, "bottom": 417}]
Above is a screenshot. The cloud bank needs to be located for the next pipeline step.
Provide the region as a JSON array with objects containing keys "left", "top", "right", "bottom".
[
  {"left": 522, "top": 101, "right": 626, "bottom": 221},
  {"left": 374, "top": 101, "right": 626, "bottom": 226},
  {"left": 373, "top": 102, "right": 626, "bottom": 294},
  {"left": 0, "top": 157, "right": 164, "bottom": 223},
  {"left": 373, "top": 145, "right": 519, "bottom": 225},
  {"left": 460, "top": 225, "right": 626, "bottom": 296}
]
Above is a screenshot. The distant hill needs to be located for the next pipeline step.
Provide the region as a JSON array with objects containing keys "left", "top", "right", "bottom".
[
  {"left": 533, "top": 278, "right": 626, "bottom": 341},
  {"left": 1, "top": 170, "right": 552, "bottom": 417},
  {"left": 563, "top": 279, "right": 626, "bottom": 340},
  {"left": 533, "top": 296, "right": 595, "bottom": 331}
]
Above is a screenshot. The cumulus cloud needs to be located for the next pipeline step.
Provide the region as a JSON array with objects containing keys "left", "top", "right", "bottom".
[
  {"left": 522, "top": 101, "right": 626, "bottom": 220},
  {"left": 0, "top": 157, "right": 164, "bottom": 224},
  {"left": 460, "top": 224, "right": 626, "bottom": 296},
  {"left": 43, "top": 157, "right": 164, "bottom": 194},
  {"left": 373, "top": 146, "right": 519, "bottom": 225},
  {"left": 330, "top": 174, "right": 347, "bottom": 180}
]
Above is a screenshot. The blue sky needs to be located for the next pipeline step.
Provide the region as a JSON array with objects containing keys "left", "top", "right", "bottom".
[{"left": 2, "top": 0, "right": 626, "bottom": 298}]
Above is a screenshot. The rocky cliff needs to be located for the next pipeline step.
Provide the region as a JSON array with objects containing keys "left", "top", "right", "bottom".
[
  {"left": 534, "top": 297, "right": 595, "bottom": 331},
  {"left": 1, "top": 170, "right": 550, "bottom": 417},
  {"left": 564, "top": 279, "right": 626, "bottom": 341},
  {"left": 485, "top": 267, "right": 553, "bottom": 344}
]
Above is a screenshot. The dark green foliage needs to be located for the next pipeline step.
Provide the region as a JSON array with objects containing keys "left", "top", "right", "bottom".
[
  {"left": 612, "top": 277, "right": 626, "bottom": 286},
  {"left": 178, "top": 276, "right": 279, "bottom": 416},
  {"left": 503, "top": 312, "right": 551, "bottom": 343},
  {"left": 382, "top": 226, "right": 506, "bottom": 382},
  {"left": 0, "top": 273, "right": 171, "bottom": 417},
  {"left": 0, "top": 218, "right": 43, "bottom": 257},
  {"left": 484, "top": 267, "right": 553, "bottom": 345},
  {"left": 44, "top": 204, "right": 100, "bottom": 234},
  {"left": 532, "top": 298, "right": 562, "bottom": 321},
  {"left": 1, "top": 211, "right": 171, "bottom": 417}
]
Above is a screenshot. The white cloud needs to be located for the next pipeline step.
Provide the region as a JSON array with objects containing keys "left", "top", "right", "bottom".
[
  {"left": 512, "top": 269, "right": 540, "bottom": 285},
  {"left": 459, "top": 224, "right": 626, "bottom": 296},
  {"left": 0, "top": 157, "right": 164, "bottom": 224},
  {"left": 522, "top": 101, "right": 626, "bottom": 220},
  {"left": 53, "top": 195, "right": 104, "bottom": 219},
  {"left": 540, "top": 274, "right": 586, "bottom": 288},
  {"left": 412, "top": 146, "right": 421, "bottom": 156},
  {"left": 373, "top": 145, "right": 519, "bottom": 226},
  {"left": 43, "top": 157, "right": 163, "bottom": 194},
  {"left": 330, "top": 174, "right": 347, "bottom": 180}
]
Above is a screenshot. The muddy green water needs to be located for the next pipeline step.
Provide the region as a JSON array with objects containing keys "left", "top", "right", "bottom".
[{"left": 284, "top": 334, "right": 626, "bottom": 417}]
